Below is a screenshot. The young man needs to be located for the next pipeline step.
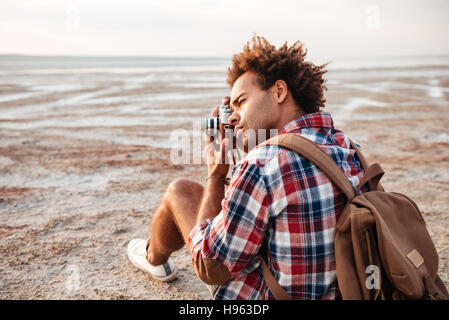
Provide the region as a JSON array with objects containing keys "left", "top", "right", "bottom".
[{"left": 127, "top": 36, "right": 365, "bottom": 299}]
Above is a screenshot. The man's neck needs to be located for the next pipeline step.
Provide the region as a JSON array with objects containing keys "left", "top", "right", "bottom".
[{"left": 274, "top": 108, "right": 305, "bottom": 132}]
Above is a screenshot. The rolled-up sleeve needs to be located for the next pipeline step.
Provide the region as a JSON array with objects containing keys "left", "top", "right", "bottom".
[{"left": 188, "top": 161, "right": 269, "bottom": 285}]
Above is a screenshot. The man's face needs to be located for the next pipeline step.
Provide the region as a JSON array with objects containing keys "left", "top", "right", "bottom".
[{"left": 229, "top": 72, "right": 278, "bottom": 150}]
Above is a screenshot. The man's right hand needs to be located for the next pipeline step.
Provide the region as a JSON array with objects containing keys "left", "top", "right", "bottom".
[{"left": 204, "top": 96, "right": 232, "bottom": 178}]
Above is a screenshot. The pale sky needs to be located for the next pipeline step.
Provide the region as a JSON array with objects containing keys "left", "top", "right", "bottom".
[{"left": 1, "top": 0, "right": 448, "bottom": 58}]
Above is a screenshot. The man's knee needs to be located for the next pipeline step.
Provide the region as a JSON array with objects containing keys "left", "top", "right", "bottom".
[
  {"left": 164, "top": 178, "right": 204, "bottom": 239},
  {"left": 166, "top": 178, "right": 203, "bottom": 199}
]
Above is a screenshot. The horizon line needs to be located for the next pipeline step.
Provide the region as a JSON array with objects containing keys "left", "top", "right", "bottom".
[{"left": 2, "top": 53, "right": 449, "bottom": 60}]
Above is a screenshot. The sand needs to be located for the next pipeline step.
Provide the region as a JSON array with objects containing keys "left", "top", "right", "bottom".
[{"left": 0, "top": 66, "right": 448, "bottom": 299}]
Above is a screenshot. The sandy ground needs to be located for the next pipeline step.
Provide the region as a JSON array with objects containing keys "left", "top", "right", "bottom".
[{"left": 0, "top": 67, "right": 448, "bottom": 299}]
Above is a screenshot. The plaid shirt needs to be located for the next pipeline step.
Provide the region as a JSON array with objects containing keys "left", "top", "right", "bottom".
[{"left": 188, "top": 112, "right": 364, "bottom": 300}]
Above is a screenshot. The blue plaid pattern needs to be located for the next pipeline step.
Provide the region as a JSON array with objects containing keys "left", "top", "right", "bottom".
[{"left": 188, "top": 112, "right": 364, "bottom": 299}]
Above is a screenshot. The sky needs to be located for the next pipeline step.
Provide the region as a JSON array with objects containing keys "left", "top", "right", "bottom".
[{"left": 1, "top": 0, "right": 448, "bottom": 58}]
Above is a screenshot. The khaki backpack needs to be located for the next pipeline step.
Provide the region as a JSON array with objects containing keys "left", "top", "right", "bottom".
[{"left": 257, "top": 133, "right": 449, "bottom": 300}]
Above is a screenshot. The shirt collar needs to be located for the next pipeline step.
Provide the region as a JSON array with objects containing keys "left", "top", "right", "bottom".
[{"left": 279, "top": 112, "right": 334, "bottom": 134}]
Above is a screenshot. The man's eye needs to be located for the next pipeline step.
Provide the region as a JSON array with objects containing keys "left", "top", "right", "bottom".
[{"left": 238, "top": 98, "right": 246, "bottom": 105}]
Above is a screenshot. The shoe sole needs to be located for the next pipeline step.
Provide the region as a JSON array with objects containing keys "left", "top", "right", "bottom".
[{"left": 127, "top": 242, "right": 178, "bottom": 282}]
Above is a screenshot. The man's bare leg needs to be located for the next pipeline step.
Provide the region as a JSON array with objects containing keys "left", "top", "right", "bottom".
[{"left": 147, "top": 178, "right": 204, "bottom": 266}]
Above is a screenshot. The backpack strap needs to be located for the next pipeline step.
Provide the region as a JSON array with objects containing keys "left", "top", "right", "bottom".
[
  {"left": 256, "top": 133, "right": 358, "bottom": 300},
  {"left": 356, "top": 163, "right": 384, "bottom": 193},
  {"left": 259, "top": 256, "right": 292, "bottom": 300},
  {"left": 349, "top": 139, "right": 368, "bottom": 170},
  {"left": 258, "top": 133, "right": 356, "bottom": 200},
  {"left": 349, "top": 140, "right": 385, "bottom": 192}
]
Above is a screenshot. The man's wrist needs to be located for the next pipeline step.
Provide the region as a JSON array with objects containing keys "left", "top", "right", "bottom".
[{"left": 206, "top": 176, "right": 229, "bottom": 185}]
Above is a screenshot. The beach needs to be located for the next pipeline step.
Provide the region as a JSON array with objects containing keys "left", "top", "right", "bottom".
[{"left": 0, "top": 55, "right": 448, "bottom": 299}]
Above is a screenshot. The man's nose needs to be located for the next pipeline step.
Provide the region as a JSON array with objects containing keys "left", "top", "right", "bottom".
[{"left": 228, "top": 111, "right": 240, "bottom": 126}]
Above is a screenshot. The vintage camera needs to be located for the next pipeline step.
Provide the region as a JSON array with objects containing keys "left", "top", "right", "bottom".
[
  {"left": 204, "top": 103, "right": 242, "bottom": 163},
  {"left": 204, "top": 103, "right": 234, "bottom": 138}
]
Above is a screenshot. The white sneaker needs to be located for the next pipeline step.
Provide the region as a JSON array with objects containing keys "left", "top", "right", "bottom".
[{"left": 127, "top": 238, "right": 177, "bottom": 282}]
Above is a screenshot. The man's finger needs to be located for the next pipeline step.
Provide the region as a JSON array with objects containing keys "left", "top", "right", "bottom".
[
  {"left": 211, "top": 96, "right": 230, "bottom": 117},
  {"left": 222, "top": 96, "right": 230, "bottom": 105},
  {"left": 220, "top": 138, "right": 230, "bottom": 164},
  {"left": 211, "top": 106, "right": 219, "bottom": 117}
]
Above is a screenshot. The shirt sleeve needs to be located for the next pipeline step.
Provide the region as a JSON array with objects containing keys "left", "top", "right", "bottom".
[{"left": 188, "top": 160, "right": 270, "bottom": 279}]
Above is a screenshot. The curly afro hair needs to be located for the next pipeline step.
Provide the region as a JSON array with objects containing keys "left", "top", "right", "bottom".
[{"left": 227, "top": 35, "right": 328, "bottom": 114}]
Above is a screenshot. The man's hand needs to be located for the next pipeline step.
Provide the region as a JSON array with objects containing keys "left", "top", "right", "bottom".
[{"left": 204, "top": 96, "right": 231, "bottom": 178}]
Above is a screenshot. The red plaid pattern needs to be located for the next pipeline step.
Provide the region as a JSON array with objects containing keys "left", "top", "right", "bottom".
[{"left": 188, "top": 112, "right": 364, "bottom": 299}]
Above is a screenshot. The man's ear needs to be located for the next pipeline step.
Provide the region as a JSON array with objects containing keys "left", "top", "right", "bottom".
[{"left": 274, "top": 80, "right": 288, "bottom": 104}]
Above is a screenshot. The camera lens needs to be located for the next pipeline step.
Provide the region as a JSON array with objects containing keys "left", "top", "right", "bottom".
[{"left": 204, "top": 117, "right": 220, "bottom": 137}]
